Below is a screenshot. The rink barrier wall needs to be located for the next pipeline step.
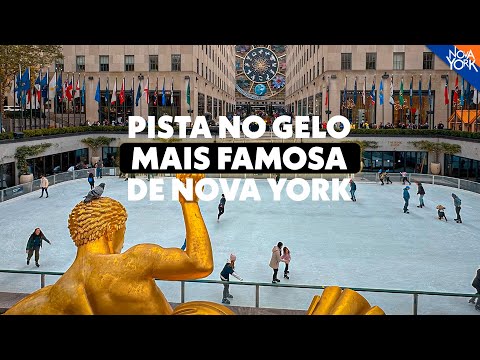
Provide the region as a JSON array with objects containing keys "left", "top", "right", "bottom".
[
  {"left": 0, "top": 269, "right": 477, "bottom": 315},
  {"left": 1, "top": 169, "right": 480, "bottom": 203}
]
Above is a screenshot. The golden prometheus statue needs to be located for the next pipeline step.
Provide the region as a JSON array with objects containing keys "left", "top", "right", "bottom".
[{"left": 4, "top": 173, "right": 384, "bottom": 315}]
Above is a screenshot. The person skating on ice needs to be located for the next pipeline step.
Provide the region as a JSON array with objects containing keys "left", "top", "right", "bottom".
[
  {"left": 416, "top": 181, "right": 425, "bottom": 208},
  {"left": 403, "top": 186, "right": 410, "bottom": 213},
  {"left": 220, "top": 254, "right": 243, "bottom": 304},
  {"left": 269, "top": 242, "right": 285, "bottom": 283},
  {"left": 385, "top": 170, "right": 392, "bottom": 184},
  {"left": 217, "top": 194, "right": 226, "bottom": 221},
  {"left": 281, "top": 246, "right": 291, "bottom": 279},
  {"left": 39, "top": 174, "right": 49, "bottom": 198},
  {"left": 26, "top": 227, "right": 51, "bottom": 267},
  {"left": 88, "top": 172, "right": 95, "bottom": 190},
  {"left": 436, "top": 205, "right": 447, "bottom": 221},
  {"left": 400, "top": 171, "right": 411, "bottom": 185},
  {"left": 451, "top": 193, "right": 462, "bottom": 223},
  {"left": 349, "top": 179, "right": 357, "bottom": 201},
  {"left": 468, "top": 266, "right": 480, "bottom": 311},
  {"left": 275, "top": 173, "right": 280, "bottom": 184}
]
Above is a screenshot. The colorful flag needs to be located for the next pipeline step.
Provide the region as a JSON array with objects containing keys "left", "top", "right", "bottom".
[
  {"left": 171, "top": 77, "right": 174, "bottom": 106},
  {"left": 16, "top": 72, "right": 22, "bottom": 104},
  {"left": 111, "top": 78, "right": 117, "bottom": 104},
  {"left": 162, "top": 77, "right": 166, "bottom": 106},
  {"left": 473, "top": 86, "right": 479, "bottom": 104},
  {"left": 379, "top": 78, "right": 384, "bottom": 105},
  {"left": 34, "top": 71, "right": 42, "bottom": 102},
  {"left": 399, "top": 78, "right": 404, "bottom": 106},
  {"left": 94, "top": 79, "right": 101, "bottom": 103},
  {"left": 41, "top": 71, "right": 49, "bottom": 100},
  {"left": 119, "top": 78, "right": 125, "bottom": 105},
  {"left": 105, "top": 78, "right": 109, "bottom": 104},
  {"left": 186, "top": 77, "right": 191, "bottom": 106},
  {"left": 428, "top": 75, "right": 432, "bottom": 108},
  {"left": 65, "top": 78, "right": 73, "bottom": 101},
  {"left": 444, "top": 76, "right": 449, "bottom": 105},
  {"left": 48, "top": 72, "right": 57, "bottom": 101},
  {"left": 135, "top": 79, "right": 142, "bottom": 106},
  {"left": 81, "top": 77, "right": 86, "bottom": 106},
  {"left": 325, "top": 77, "right": 329, "bottom": 107},
  {"left": 20, "top": 67, "right": 30, "bottom": 91},
  {"left": 418, "top": 76, "right": 422, "bottom": 107},
  {"left": 144, "top": 77, "right": 149, "bottom": 105},
  {"left": 465, "top": 81, "right": 471, "bottom": 105},
  {"left": 453, "top": 75, "right": 459, "bottom": 104},
  {"left": 370, "top": 77, "right": 376, "bottom": 105},
  {"left": 353, "top": 77, "right": 357, "bottom": 104},
  {"left": 409, "top": 76, "right": 413, "bottom": 107},
  {"left": 389, "top": 75, "right": 394, "bottom": 105},
  {"left": 74, "top": 77, "right": 81, "bottom": 99},
  {"left": 57, "top": 72, "right": 63, "bottom": 101},
  {"left": 343, "top": 76, "right": 347, "bottom": 105},
  {"left": 153, "top": 79, "right": 158, "bottom": 106}
]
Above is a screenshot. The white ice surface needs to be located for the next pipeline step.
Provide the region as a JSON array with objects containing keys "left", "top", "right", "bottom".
[{"left": 1, "top": 176, "right": 479, "bottom": 315}]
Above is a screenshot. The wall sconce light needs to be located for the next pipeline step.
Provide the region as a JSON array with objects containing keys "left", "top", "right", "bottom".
[
  {"left": 441, "top": 74, "right": 448, "bottom": 79},
  {"left": 185, "top": 75, "right": 190, "bottom": 80},
  {"left": 88, "top": 76, "right": 94, "bottom": 80},
  {"left": 382, "top": 72, "right": 390, "bottom": 79},
  {"left": 331, "top": 74, "right": 337, "bottom": 79},
  {"left": 138, "top": 73, "right": 144, "bottom": 81}
]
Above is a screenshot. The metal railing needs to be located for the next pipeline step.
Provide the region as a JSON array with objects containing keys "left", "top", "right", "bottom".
[{"left": 0, "top": 269, "right": 477, "bottom": 315}]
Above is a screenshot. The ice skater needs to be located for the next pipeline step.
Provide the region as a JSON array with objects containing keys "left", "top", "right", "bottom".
[
  {"left": 88, "top": 172, "right": 95, "bottom": 190},
  {"left": 275, "top": 173, "right": 280, "bottom": 184},
  {"left": 269, "top": 241, "right": 284, "bottom": 283},
  {"left": 39, "top": 174, "right": 49, "bottom": 198},
  {"left": 452, "top": 193, "right": 462, "bottom": 223},
  {"left": 26, "top": 227, "right": 51, "bottom": 267},
  {"left": 378, "top": 169, "right": 384, "bottom": 185},
  {"left": 349, "top": 179, "right": 357, "bottom": 201},
  {"left": 403, "top": 186, "right": 410, "bottom": 213},
  {"left": 400, "top": 171, "right": 411, "bottom": 185},
  {"left": 385, "top": 170, "right": 392, "bottom": 184},
  {"left": 436, "top": 205, "right": 447, "bottom": 221},
  {"left": 468, "top": 266, "right": 480, "bottom": 311},
  {"left": 217, "top": 194, "right": 226, "bottom": 221},
  {"left": 281, "top": 246, "right": 291, "bottom": 279},
  {"left": 220, "top": 254, "right": 243, "bottom": 305},
  {"left": 416, "top": 181, "right": 425, "bottom": 208}
]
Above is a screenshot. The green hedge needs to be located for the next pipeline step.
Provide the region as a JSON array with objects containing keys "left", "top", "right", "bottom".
[{"left": 1, "top": 126, "right": 480, "bottom": 141}]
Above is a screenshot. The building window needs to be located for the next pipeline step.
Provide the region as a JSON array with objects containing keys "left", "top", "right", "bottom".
[
  {"left": 149, "top": 55, "right": 158, "bottom": 71},
  {"left": 171, "top": 54, "right": 181, "bottom": 71},
  {"left": 76, "top": 56, "right": 85, "bottom": 72},
  {"left": 125, "top": 55, "right": 134, "bottom": 71},
  {"left": 393, "top": 52, "right": 405, "bottom": 70},
  {"left": 341, "top": 53, "right": 352, "bottom": 70},
  {"left": 423, "top": 52, "right": 434, "bottom": 69},
  {"left": 99, "top": 55, "right": 109, "bottom": 72},
  {"left": 55, "top": 58, "right": 64, "bottom": 72},
  {"left": 366, "top": 52, "right": 376, "bottom": 70}
]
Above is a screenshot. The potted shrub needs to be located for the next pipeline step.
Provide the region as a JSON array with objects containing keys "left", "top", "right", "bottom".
[
  {"left": 81, "top": 136, "right": 116, "bottom": 165},
  {"left": 14, "top": 143, "right": 52, "bottom": 184},
  {"left": 410, "top": 140, "right": 461, "bottom": 175}
]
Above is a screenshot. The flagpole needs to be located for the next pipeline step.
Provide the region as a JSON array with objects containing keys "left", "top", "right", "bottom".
[
  {"left": 83, "top": 75, "right": 87, "bottom": 126},
  {"left": 373, "top": 75, "right": 376, "bottom": 128},
  {"left": 124, "top": 77, "right": 127, "bottom": 124},
  {"left": 29, "top": 70, "right": 33, "bottom": 130},
  {"left": 34, "top": 70, "right": 39, "bottom": 129},
  {"left": 476, "top": 86, "right": 478, "bottom": 132},
  {"left": 107, "top": 78, "right": 110, "bottom": 126},
  {"left": 382, "top": 78, "right": 385, "bottom": 127},
  {"left": 98, "top": 77, "right": 101, "bottom": 124},
  {"left": 461, "top": 78, "right": 464, "bottom": 132},
  {"left": 73, "top": 73, "right": 76, "bottom": 127}
]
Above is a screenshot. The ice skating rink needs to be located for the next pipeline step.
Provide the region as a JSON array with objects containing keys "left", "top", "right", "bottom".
[{"left": 1, "top": 176, "right": 479, "bottom": 315}]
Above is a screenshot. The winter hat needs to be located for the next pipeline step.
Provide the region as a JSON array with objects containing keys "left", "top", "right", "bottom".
[
  {"left": 405, "top": 186, "right": 410, "bottom": 190},
  {"left": 229, "top": 254, "right": 237, "bottom": 262}
]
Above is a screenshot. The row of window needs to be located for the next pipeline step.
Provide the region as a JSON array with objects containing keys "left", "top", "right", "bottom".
[
  {"left": 60, "top": 55, "right": 183, "bottom": 73},
  {"left": 340, "top": 52, "right": 434, "bottom": 71}
]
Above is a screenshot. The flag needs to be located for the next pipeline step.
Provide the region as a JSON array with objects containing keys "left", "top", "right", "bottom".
[
  {"left": 379, "top": 78, "right": 384, "bottom": 105},
  {"left": 16, "top": 72, "right": 22, "bottom": 104},
  {"left": 460, "top": 78, "right": 465, "bottom": 106},
  {"left": 153, "top": 79, "right": 158, "bottom": 106},
  {"left": 444, "top": 76, "right": 449, "bottom": 105},
  {"left": 20, "top": 67, "right": 30, "bottom": 91},
  {"left": 74, "top": 78, "right": 81, "bottom": 99},
  {"left": 428, "top": 75, "right": 432, "bottom": 108},
  {"left": 57, "top": 72, "right": 63, "bottom": 101},
  {"left": 370, "top": 77, "right": 376, "bottom": 105},
  {"left": 162, "top": 77, "right": 166, "bottom": 106},
  {"left": 48, "top": 72, "right": 57, "bottom": 100},
  {"left": 171, "top": 77, "right": 174, "bottom": 106},
  {"left": 34, "top": 71, "right": 42, "bottom": 102},
  {"left": 119, "top": 78, "right": 125, "bottom": 105},
  {"left": 81, "top": 77, "right": 86, "bottom": 106},
  {"left": 105, "top": 78, "right": 109, "bottom": 104},
  {"left": 409, "top": 76, "right": 413, "bottom": 107},
  {"left": 94, "top": 79, "right": 101, "bottom": 103},
  {"left": 343, "top": 76, "right": 347, "bottom": 105},
  {"left": 135, "top": 79, "right": 142, "bottom": 106},
  {"left": 465, "top": 81, "right": 471, "bottom": 105},
  {"left": 453, "top": 75, "right": 459, "bottom": 104},
  {"left": 325, "top": 77, "right": 329, "bottom": 107},
  {"left": 418, "top": 76, "right": 422, "bottom": 107},
  {"left": 111, "top": 78, "right": 117, "bottom": 104},
  {"left": 353, "top": 77, "right": 357, "bottom": 104},
  {"left": 41, "top": 71, "right": 48, "bottom": 100},
  {"left": 65, "top": 77, "right": 73, "bottom": 101},
  {"left": 399, "top": 78, "right": 404, "bottom": 106},
  {"left": 473, "top": 86, "right": 479, "bottom": 104},
  {"left": 362, "top": 77, "right": 366, "bottom": 105},
  {"left": 389, "top": 75, "right": 394, "bottom": 105},
  {"left": 186, "top": 77, "right": 191, "bottom": 106},
  {"left": 9, "top": 79, "right": 18, "bottom": 105},
  {"left": 144, "top": 77, "right": 149, "bottom": 105}
]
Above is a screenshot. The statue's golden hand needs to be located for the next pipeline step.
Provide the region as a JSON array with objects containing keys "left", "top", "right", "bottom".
[{"left": 176, "top": 173, "right": 205, "bottom": 203}]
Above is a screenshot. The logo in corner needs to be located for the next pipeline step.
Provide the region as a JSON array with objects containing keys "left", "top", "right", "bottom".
[{"left": 445, "top": 46, "right": 478, "bottom": 72}]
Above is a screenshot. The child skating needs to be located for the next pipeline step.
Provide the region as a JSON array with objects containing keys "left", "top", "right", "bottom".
[
  {"left": 217, "top": 194, "right": 226, "bottom": 221},
  {"left": 436, "top": 205, "right": 447, "bottom": 221},
  {"left": 281, "top": 246, "right": 291, "bottom": 279}
]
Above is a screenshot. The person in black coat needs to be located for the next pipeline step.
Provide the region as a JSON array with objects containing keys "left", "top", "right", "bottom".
[
  {"left": 88, "top": 172, "right": 95, "bottom": 190},
  {"left": 26, "top": 228, "right": 51, "bottom": 267},
  {"left": 416, "top": 182, "right": 425, "bottom": 208},
  {"left": 469, "top": 267, "right": 480, "bottom": 311}
]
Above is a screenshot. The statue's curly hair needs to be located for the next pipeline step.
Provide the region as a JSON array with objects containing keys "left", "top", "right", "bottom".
[{"left": 68, "top": 197, "right": 127, "bottom": 247}]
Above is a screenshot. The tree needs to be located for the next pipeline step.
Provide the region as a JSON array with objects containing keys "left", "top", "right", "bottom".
[
  {"left": 81, "top": 137, "right": 116, "bottom": 158},
  {"left": 0, "top": 45, "right": 63, "bottom": 122},
  {"left": 409, "top": 140, "right": 461, "bottom": 163}
]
